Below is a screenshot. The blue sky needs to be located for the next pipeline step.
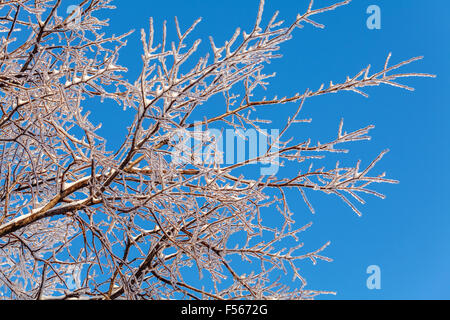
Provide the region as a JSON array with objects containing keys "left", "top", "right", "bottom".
[{"left": 80, "top": 0, "right": 449, "bottom": 299}]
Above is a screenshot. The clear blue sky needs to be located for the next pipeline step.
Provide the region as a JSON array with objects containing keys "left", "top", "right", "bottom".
[{"left": 82, "top": 0, "right": 449, "bottom": 299}]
